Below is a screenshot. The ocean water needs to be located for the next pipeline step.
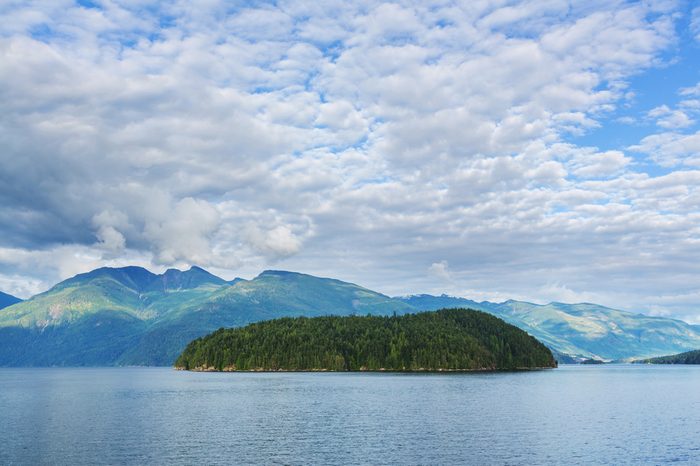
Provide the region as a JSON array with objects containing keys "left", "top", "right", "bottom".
[{"left": 0, "top": 365, "right": 698, "bottom": 465}]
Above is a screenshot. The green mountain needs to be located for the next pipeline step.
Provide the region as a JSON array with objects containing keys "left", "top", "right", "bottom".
[
  {"left": 119, "top": 270, "right": 414, "bottom": 365},
  {"left": 0, "top": 291, "right": 21, "bottom": 310},
  {"left": 1, "top": 266, "right": 699, "bottom": 366},
  {"left": 399, "top": 295, "right": 700, "bottom": 361},
  {"left": 0, "top": 268, "right": 413, "bottom": 366},
  {"left": 638, "top": 349, "right": 700, "bottom": 364},
  {"left": 0, "top": 266, "right": 230, "bottom": 366},
  {"left": 174, "top": 309, "right": 557, "bottom": 371}
]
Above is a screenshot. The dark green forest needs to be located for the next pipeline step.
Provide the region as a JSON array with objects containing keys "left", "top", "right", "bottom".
[
  {"left": 175, "top": 308, "right": 557, "bottom": 371},
  {"left": 640, "top": 349, "right": 700, "bottom": 364}
]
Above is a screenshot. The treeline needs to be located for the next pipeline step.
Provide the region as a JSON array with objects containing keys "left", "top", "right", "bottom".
[
  {"left": 174, "top": 309, "right": 556, "bottom": 371},
  {"left": 641, "top": 349, "right": 700, "bottom": 364}
]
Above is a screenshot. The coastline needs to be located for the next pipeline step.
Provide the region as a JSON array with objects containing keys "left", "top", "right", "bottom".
[{"left": 175, "top": 365, "right": 557, "bottom": 373}]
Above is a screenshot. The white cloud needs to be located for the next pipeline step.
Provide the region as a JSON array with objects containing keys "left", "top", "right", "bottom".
[
  {"left": 562, "top": 146, "right": 631, "bottom": 178},
  {"left": 428, "top": 260, "right": 451, "bottom": 281},
  {"left": 680, "top": 82, "right": 700, "bottom": 97},
  {"left": 1, "top": 1, "right": 700, "bottom": 321},
  {"left": 629, "top": 131, "right": 700, "bottom": 167},
  {"left": 691, "top": 6, "right": 700, "bottom": 42},
  {"left": 0, "top": 273, "right": 46, "bottom": 299},
  {"left": 647, "top": 105, "right": 694, "bottom": 129},
  {"left": 144, "top": 197, "right": 221, "bottom": 265},
  {"left": 244, "top": 224, "right": 304, "bottom": 261}
]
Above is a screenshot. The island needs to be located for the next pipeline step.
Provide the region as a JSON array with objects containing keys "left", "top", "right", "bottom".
[
  {"left": 174, "top": 308, "right": 557, "bottom": 372},
  {"left": 638, "top": 349, "right": 700, "bottom": 364}
]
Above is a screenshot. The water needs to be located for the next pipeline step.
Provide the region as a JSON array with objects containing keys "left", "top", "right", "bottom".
[{"left": 0, "top": 365, "right": 698, "bottom": 465}]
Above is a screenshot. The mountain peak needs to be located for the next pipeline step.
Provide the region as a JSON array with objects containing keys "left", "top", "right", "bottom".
[
  {"left": 58, "top": 266, "right": 158, "bottom": 292},
  {"left": 158, "top": 266, "right": 226, "bottom": 290},
  {"left": 51, "top": 265, "right": 228, "bottom": 294}
]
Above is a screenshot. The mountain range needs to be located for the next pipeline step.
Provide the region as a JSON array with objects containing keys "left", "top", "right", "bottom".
[
  {"left": 0, "top": 266, "right": 698, "bottom": 366},
  {"left": 399, "top": 295, "right": 700, "bottom": 362}
]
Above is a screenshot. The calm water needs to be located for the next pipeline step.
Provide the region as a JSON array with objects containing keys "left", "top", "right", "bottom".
[{"left": 0, "top": 365, "right": 699, "bottom": 465}]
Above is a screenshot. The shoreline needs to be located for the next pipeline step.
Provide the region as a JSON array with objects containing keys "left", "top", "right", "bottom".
[{"left": 175, "top": 365, "right": 557, "bottom": 373}]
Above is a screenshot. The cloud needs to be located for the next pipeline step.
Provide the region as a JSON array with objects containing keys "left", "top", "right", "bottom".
[
  {"left": 629, "top": 131, "right": 700, "bottom": 167},
  {"left": 1, "top": 1, "right": 700, "bottom": 321},
  {"left": 552, "top": 143, "right": 631, "bottom": 178},
  {"left": 428, "top": 260, "right": 452, "bottom": 281},
  {"left": 0, "top": 273, "right": 46, "bottom": 300},
  {"left": 244, "top": 223, "right": 304, "bottom": 261},
  {"left": 144, "top": 197, "right": 221, "bottom": 265},
  {"left": 647, "top": 105, "right": 694, "bottom": 129},
  {"left": 691, "top": 6, "right": 700, "bottom": 42},
  {"left": 680, "top": 81, "right": 700, "bottom": 97}
]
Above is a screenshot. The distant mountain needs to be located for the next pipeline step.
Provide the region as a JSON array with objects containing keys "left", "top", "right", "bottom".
[
  {"left": 119, "top": 270, "right": 414, "bottom": 365},
  {"left": 0, "top": 266, "right": 229, "bottom": 366},
  {"left": 1, "top": 267, "right": 699, "bottom": 366},
  {"left": 0, "top": 291, "right": 21, "bottom": 310},
  {"left": 1, "top": 266, "right": 227, "bottom": 326},
  {"left": 398, "top": 295, "right": 700, "bottom": 361},
  {"left": 0, "top": 268, "right": 413, "bottom": 366},
  {"left": 638, "top": 349, "right": 700, "bottom": 364}
]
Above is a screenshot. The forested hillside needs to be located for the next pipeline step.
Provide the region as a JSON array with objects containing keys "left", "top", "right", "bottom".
[
  {"left": 175, "top": 308, "right": 557, "bottom": 371},
  {"left": 639, "top": 349, "right": 700, "bottom": 364}
]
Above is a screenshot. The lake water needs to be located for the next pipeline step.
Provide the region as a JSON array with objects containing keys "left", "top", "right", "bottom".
[{"left": 0, "top": 365, "right": 698, "bottom": 465}]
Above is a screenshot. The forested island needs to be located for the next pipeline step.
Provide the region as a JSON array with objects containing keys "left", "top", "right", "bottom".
[
  {"left": 175, "top": 308, "right": 557, "bottom": 372},
  {"left": 639, "top": 349, "right": 700, "bottom": 364}
]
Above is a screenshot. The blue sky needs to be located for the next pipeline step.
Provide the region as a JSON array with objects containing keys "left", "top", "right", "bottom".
[
  {"left": 1, "top": 0, "right": 700, "bottom": 322},
  {"left": 574, "top": 4, "right": 700, "bottom": 172}
]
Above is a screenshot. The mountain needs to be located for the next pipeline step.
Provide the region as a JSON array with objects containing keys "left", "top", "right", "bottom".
[
  {"left": 399, "top": 295, "right": 700, "bottom": 361},
  {"left": 174, "top": 309, "right": 557, "bottom": 371},
  {"left": 0, "top": 291, "right": 21, "bottom": 310},
  {"left": 119, "top": 270, "right": 414, "bottom": 365},
  {"left": 0, "top": 266, "right": 229, "bottom": 366},
  {"left": 1, "top": 266, "right": 699, "bottom": 366},
  {"left": 0, "top": 266, "right": 227, "bottom": 326},
  {"left": 0, "top": 268, "right": 413, "bottom": 366},
  {"left": 638, "top": 349, "right": 700, "bottom": 364}
]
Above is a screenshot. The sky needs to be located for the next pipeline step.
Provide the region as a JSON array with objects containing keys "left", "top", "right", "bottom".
[{"left": 1, "top": 1, "right": 700, "bottom": 322}]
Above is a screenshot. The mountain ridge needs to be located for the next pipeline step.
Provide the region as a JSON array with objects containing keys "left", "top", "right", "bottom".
[{"left": 0, "top": 266, "right": 699, "bottom": 366}]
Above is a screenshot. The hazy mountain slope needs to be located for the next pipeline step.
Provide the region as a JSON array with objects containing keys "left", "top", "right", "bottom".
[
  {"left": 0, "top": 266, "right": 230, "bottom": 366},
  {"left": 0, "top": 268, "right": 415, "bottom": 366},
  {"left": 2, "top": 266, "right": 699, "bottom": 366},
  {"left": 0, "top": 266, "right": 228, "bottom": 327},
  {"left": 0, "top": 312, "right": 146, "bottom": 366},
  {"left": 0, "top": 291, "right": 21, "bottom": 310},
  {"left": 398, "top": 295, "right": 700, "bottom": 361},
  {"left": 639, "top": 349, "right": 700, "bottom": 364},
  {"left": 118, "top": 270, "right": 415, "bottom": 365}
]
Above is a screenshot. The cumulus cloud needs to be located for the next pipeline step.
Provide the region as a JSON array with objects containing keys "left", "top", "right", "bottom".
[
  {"left": 647, "top": 105, "right": 694, "bottom": 129},
  {"left": 144, "top": 197, "right": 221, "bottom": 265},
  {"left": 244, "top": 223, "right": 303, "bottom": 261},
  {"left": 629, "top": 131, "right": 700, "bottom": 167},
  {"left": 428, "top": 260, "right": 452, "bottom": 281},
  {"left": 1, "top": 1, "right": 700, "bottom": 320},
  {"left": 564, "top": 147, "right": 631, "bottom": 178}
]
